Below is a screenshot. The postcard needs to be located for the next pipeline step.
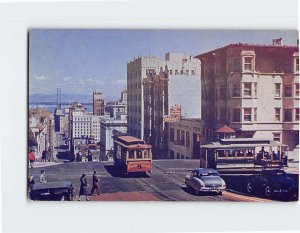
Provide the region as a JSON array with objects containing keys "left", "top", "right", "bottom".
[{"left": 28, "top": 29, "right": 299, "bottom": 202}]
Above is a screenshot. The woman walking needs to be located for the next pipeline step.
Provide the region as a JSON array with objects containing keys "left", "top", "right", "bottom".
[{"left": 78, "top": 173, "right": 89, "bottom": 201}]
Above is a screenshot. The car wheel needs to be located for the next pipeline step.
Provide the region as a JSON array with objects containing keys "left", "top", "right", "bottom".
[
  {"left": 186, "top": 184, "right": 191, "bottom": 193},
  {"left": 265, "top": 186, "right": 272, "bottom": 198},
  {"left": 218, "top": 191, "right": 223, "bottom": 195},
  {"left": 246, "top": 182, "right": 253, "bottom": 194},
  {"left": 289, "top": 190, "right": 298, "bottom": 202}
]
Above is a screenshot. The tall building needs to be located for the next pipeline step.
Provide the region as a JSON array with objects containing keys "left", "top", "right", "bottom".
[
  {"left": 93, "top": 90, "right": 105, "bottom": 116},
  {"left": 127, "top": 52, "right": 200, "bottom": 140},
  {"left": 195, "top": 39, "right": 299, "bottom": 158},
  {"left": 142, "top": 55, "right": 201, "bottom": 159}
]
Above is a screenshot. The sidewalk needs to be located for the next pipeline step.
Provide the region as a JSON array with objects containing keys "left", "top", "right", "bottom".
[
  {"left": 29, "top": 161, "right": 61, "bottom": 168},
  {"left": 284, "top": 161, "right": 299, "bottom": 174}
]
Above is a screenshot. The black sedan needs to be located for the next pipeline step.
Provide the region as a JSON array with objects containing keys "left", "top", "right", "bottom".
[
  {"left": 29, "top": 181, "right": 75, "bottom": 201},
  {"left": 246, "top": 170, "right": 298, "bottom": 201}
]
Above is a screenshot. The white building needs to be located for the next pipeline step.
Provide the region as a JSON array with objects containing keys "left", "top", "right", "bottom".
[
  {"left": 127, "top": 52, "right": 200, "bottom": 139},
  {"left": 72, "top": 112, "right": 102, "bottom": 143},
  {"left": 99, "top": 118, "right": 127, "bottom": 159}
]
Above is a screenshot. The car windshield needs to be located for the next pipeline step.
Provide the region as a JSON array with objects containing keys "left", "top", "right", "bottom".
[{"left": 199, "top": 172, "right": 219, "bottom": 177}]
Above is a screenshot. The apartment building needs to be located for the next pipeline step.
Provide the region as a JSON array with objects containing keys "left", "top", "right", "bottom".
[{"left": 195, "top": 39, "right": 299, "bottom": 156}]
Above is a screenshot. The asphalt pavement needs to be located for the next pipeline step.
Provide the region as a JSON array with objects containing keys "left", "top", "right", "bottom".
[{"left": 28, "top": 160, "right": 280, "bottom": 202}]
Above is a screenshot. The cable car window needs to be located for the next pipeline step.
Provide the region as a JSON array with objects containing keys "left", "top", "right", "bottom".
[
  {"left": 137, "top": 149, "right": 142, "bottom": 159},
  {"left": 129, "top": 150, "right": 134, "bottom": 159}
]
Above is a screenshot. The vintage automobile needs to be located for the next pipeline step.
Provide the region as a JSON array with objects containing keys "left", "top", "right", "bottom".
[
  {"left": 185, "top": 168, "right": 226, "bottom": 195},
  {"left": 30, "top": 181, "right": 75, "bottom": 201},
  {"left": 246, "top": 169, "right": 298, "bottom": 201}
]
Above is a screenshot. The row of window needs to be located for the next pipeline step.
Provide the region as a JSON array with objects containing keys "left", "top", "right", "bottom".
[
  {"left": 169, "top": 69, "right": 196, "bottom": 76},
  {"left": 213, "top": 83, "right": 300, "bottom": 100},
  {"left": 127, "top": 93, "right": 142, "bottom": 101},
  {"left": 206, "top": 56, "right": 299, "bottom": 74},
  {"left": 169, "top": 128, "right": 191, "bottom": 148},
  {"left": 216, "top": 108, "right": 299, "bottom": 122}
]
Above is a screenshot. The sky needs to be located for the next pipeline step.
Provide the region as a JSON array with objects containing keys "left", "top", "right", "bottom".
[{"left": 29, "top": 29, "right": 298, "bottom": 98}]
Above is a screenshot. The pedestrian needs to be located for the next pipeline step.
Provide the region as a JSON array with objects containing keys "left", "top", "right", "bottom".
[
  {"left": 28, "top": 149, "right": 35, "bottom": 168},
  {"left": 78, "top": 173, "right": 89, "bottom": 201},
  {"left": 42, "top": 150, "right": 47, "bottom": 163},
  {"left": 28, "top": 174, "right": 35, "bottom": 191},
  {"left": 39, "top": 170, "right": 47, "bottom": 183},
  {"left": 90, "top": 170, "right": 100, "bottom": 196}
]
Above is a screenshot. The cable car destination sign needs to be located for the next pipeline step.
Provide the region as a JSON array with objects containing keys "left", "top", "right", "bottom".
[{"left": 163, "top": 104, "right": 181, "bottom": 122}]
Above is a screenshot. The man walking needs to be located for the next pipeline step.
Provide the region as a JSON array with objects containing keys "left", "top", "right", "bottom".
[{"left": 90, "top": 170, "right": 100, "bottom": 195}]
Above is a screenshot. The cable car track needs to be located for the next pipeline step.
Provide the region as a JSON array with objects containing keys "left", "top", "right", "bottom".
[{"left": 137, "top": 177, "right": 178, "bottom": 201}]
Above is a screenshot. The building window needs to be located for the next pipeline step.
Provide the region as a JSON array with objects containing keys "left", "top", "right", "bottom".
[
  {"left": 284, "top": 109, "right": 293, "bottom": 122},
  {"left": 295, "top": 58, "right": 299, "bottom": 72},
  {"left": 273, "top": 133, "right": 281, "bottom": 142},
  {"left": 175, "top": 70, "right": 178, "bottom": 75},
  {"left": 232, "top": 83, "right": 240, "bottom": 97},
  {"left": 176, "top": 129, "right": 180, "bottom": 140},
  {"left": 284, "top": 85, "right": 292, "bottom": 97},
  {"left": 170, "top": 128, "right": 175, "bottom": 142},
  {"left": 275, "top": 83, "right": 281, "bottom": 97},
  {"left": 191, "top": 70, "right": 195, "bottom": 75},
  {"left": 169, "top": 70, "right": 173, "bottom": 75},
  {"left": 186, "top": 70, "right": 189, "bottom": 75},
  {"left": 296, "top": 108, "right": 299, "bottom": 121},
  {"left": 181, "top": 130, "right": 185, "bottom": 146},
  {"left": 243, "top": 57, "right": 253, "bottom": 71},
  {"left": 275, "top": 108, "right": 281, "bottom": 121},
  {"left": 295, "top": 83, "right": 299, "bottom": 97},
  {"left": 244, "top": 108, "right": 252, "bottom": 122},
  {"left": 220, "top": 108, "right": 226, "bottom": 121},
  {"left": 220, "top": 85, "right": 226, "bottom": 99},
  {"left": 244, "top": 83, "right": 252, "bottom": 97},
  {"left": 233, "top": 109, "right": 240, "bottom": 122},
  {"left": 186, "top": 132, "right": 190, "bottom": 148}
]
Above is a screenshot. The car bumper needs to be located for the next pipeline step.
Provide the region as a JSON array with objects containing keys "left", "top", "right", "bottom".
[{"left": 198, "top": 187, "right": 226, "bottom": 192}]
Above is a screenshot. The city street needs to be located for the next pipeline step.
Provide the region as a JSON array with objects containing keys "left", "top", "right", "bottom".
[{"left": 29, "top": 160, "right": 274, "bottom": 202}]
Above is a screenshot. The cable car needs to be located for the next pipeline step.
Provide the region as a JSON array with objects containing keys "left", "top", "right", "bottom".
[{"left": 113, "top": 136, "right": 152, "bottom": 173}]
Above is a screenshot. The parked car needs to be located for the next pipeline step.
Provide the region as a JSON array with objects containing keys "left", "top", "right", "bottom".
[
  {"left": 30, "top": 181, "right": 75, "bottom": 201},
  {"left": 185, "top": 168, "right": 226, "bottom": 195},
  {"left": 246, "top": 169, "right": 298, "bottom": 201}
]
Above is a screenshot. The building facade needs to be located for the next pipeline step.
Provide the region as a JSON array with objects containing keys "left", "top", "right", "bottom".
[
  {"left": 168, "top": 118, "right": 204, "bottom": 160},
  {"left": 99, "top": 118, "right": 127, "bottom": 160},
  {"left": 93, "top": 90, "right": 105, "bottom": 116},
  {"left": 127, "top": 52, "right": 200, "bottom": 142},
  {"left": 195, "top": 40, "right": 299, "bottom": 158},
  {"left": 72, "top": 112, "right": 102, "bottom": 143}
]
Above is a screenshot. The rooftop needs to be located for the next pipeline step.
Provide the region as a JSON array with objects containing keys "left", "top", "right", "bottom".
[
  {"left": 215, "top": 125, "right": 236, "bottom": 133},
  {"left": 195, "top": 42, "right": 299, "bottom": 59}
]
